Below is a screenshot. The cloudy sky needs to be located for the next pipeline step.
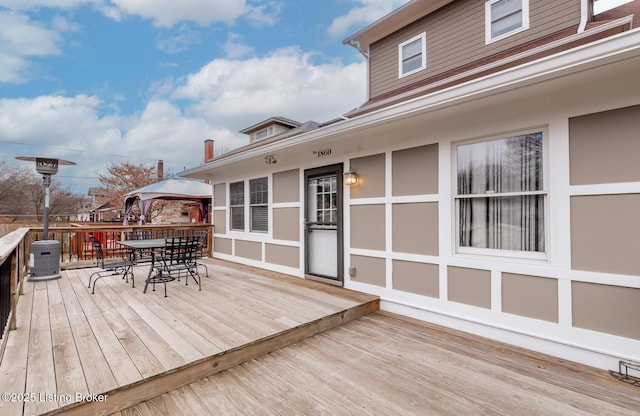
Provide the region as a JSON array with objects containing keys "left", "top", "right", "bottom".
[
  {"left": 0, "top": 0, "right": 628, "bottom": 194},
  {"left": 0, "top": 0, "right": 409, "bottom": 193}
]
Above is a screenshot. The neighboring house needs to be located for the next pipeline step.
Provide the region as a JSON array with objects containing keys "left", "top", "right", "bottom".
[
  {"left": 182, "top": 0, "right": 640, "bottom": 371},
  {"left": 87, "top": 187, "right": 119, "bottom": 222}
]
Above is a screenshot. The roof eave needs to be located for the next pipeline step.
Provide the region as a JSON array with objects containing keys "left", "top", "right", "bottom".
[
  {"left": 182, "top": 28, "right": 640, "bottom": 179},
  {"left": 342, "top": 0, "right": 455, "bottom": 54}
]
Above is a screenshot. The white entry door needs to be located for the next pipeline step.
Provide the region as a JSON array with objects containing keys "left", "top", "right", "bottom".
[{"left": 305, "top": 165, "right": 343, "bottom": 283}]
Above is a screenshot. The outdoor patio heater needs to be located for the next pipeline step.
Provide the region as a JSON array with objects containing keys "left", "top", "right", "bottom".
[{"left": 15, "top": 156, "right": 76, "bottom": 281}]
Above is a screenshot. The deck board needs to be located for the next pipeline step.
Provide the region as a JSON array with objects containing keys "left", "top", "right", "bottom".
[
  {"left": 24, "top": 284, "right": 57, "bottom": 415},
  {"left": 48, "top": 279, "right": 89, "bottom": 401},
  {"left": 3, "top": 257, "right": 637, "bottom": 415},
  {"left": 0, "top": 258, "right": 378, "bottom": 416},
  {"left": 56, "top": 271, "right": 119, "bottom": 394},
  {"left": 129, "top": 311, "right": 640, "bottom": 416}
]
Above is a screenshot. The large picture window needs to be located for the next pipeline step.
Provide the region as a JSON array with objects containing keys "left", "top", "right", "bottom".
[
  {"left": 398, "top": 33, "right": 426, "bottom": 78},
  {"left": 250, "top": 177, "right": 268, "bottom": 232},
  {"left": 229, "top": 181, "right": 245, "bottom": 231},
  {"left": 455, "top": 131, "right": 545, "bottom": 256},
  {"left": 485, "top": 0, "right": 529, "bottom": 43}
]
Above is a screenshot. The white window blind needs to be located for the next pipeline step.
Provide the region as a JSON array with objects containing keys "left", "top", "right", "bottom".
[
  {"left": 250, "top": 177, "right": 268, "bottom": 232},
  {"left": 229, "top": 181, "right": 244, "bottom": 230},
  {"left": 456, "top": 132, "right": 545, "bottom": 254}
]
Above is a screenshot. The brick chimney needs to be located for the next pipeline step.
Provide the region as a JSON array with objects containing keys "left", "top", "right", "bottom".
[
  {"left": 157, "top": 160, "right": 164, "bottom": 180},
  {"left": 204, "top": 139, "right": 215, "bottom": 163}
]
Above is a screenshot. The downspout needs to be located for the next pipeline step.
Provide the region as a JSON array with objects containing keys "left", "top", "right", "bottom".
[{"left": 579, "top": 0, "right": 594, "bottom": 33}]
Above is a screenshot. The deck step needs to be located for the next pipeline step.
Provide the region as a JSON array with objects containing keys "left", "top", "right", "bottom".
[{"left": 43, "top": 298, "right": 379, "bottom": 416}]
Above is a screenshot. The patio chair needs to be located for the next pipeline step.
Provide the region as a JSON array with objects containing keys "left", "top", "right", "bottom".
[
  {"left": 193, "top": 230, "right": 209, "bottom": 277},
  {"left": 88, "top": 235, "right": 135, "bottom": 294},
  {"left": 149, "top": 237, "right": 201, "bottom": 296},
  {"left": 123, "top": 230, "right": 154, "bottom": 264}
]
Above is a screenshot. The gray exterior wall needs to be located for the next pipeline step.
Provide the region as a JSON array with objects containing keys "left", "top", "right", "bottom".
[
  {"left": 273, "top": 169, "right": 300, "bottom": 203},
  {"left": 571, "top": 194, "right": 640, "bottom": 276},
  {"left": 569, "top": 105, "right": 640, "bottom": 185},
  {"left": 448, "top": 266, "right": 491, "bottom": 309},
  {"left": 392, "top": 144, "right": 438, "bottom": 196},
  {"left": 502, "top": 273, "right": 558, "bottom": 323},
  {"left": 392, "top": 203, "right": 438, "bottom": 256},
  {"left": 213, "top": 183, "right": 226, "bottom": 207},
  {"left": 369, "top": 0, "right": 581, "bottom": 99},
  {"left": 572, "top": 282, "right": 640, "bottom": 340},
  {"left": 392, "top": 260, "right": 439, "bottom": 298},
  {"left": 201, "top": 9, "right": 640, "bottom": 371}
]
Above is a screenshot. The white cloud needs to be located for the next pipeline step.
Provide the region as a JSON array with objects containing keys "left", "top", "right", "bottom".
[
  {"left": 1, "top": 40, "right": 368, "bottom": 192},
  {"left": 51, "top": 14, "right": 81, "bottom": 32},
  {"left": 0, "top": 0, "right": 93, "bottom": 9},
  {"left": 221, "top": 33, "right": 255, "bottom": 59},
  {"left": 172, "top": 46, "right": 366, "bottom": 131},
  {"left": 110, "top": 0, "right": 247, "bottom": 27},
  {"left": 0, "top": 94, "right": 108, "bottom": 146},
  {"left": 327, "top": 0, "right": 409, "bottom": 39},
  {"left": 118, "top": 100, "right": 214, "bottom": 170},
  {"left": 0, "top": 10, "right": 63, "bottom": 82},
  {"left": 0, "top": 94, "right": 215, "bottom": 188},
  {"left": 156, "top": 24, "right": 202, "bottom": 54},
  {"left": 244, "top": 0, "right": 282, "bottom": 28},
  {"left": 594, "top": 0, "right": 634, "bottom": 13}
]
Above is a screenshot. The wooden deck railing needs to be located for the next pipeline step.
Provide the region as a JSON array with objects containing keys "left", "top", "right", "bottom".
[
  {"left": 0, "top": 228, "right": 29, "bottom": 361},
  {"left": 0, "top": 223, "right": 213, "bottom": 361}
]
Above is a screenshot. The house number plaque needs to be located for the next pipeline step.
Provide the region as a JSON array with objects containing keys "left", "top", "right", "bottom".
[{"left": 313, "top": 148, "right": 332, "bottom": 158}]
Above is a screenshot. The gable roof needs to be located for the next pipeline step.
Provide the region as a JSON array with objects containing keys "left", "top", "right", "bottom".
[
  {"left": 239, "top": 117, "right": 302, "bottom": 135},
  {"left": 344, "top": 13, "right": 635, "bottom": 117},
  {"left": 343, "top": 0, "right": 455, "bottom": 55}
]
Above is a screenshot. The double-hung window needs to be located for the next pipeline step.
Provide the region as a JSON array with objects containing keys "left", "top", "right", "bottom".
[
  {"left": 229, "top": 181, "right": 245, "bottom": 231},
  {"left": 398, "top": 33, "right": 426, "bottom": 78},
  {"left": 455, "top": 131, "right": 545, "bottom": 258},
  {"left": 249, "top": 177, "right": 268, "bottom": 232},
  {"left": 486, "top": 0, "right": 529, "bottom": 43}
]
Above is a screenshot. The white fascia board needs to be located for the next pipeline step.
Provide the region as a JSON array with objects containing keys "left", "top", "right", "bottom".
[
  {"left": 183, "top": 27, "right": 640, "bottom": 178},
  {"left": 347, "top": 16, "right": 633, "bottom": 117}
]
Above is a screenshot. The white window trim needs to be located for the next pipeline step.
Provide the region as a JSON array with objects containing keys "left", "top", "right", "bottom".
[
  {"left": 228, "top": 176, "right": 270, "bottom": 234},
  {"left": 485, "top": 0, "right": 530, "bottom": 44},
  {"left": 452, "top": 128, "right": 548, "bottom": 261},
  {"left": 255, "top": 126, "right": 273, "bottom": 141},
  {"left": 398, "top": 32, "right": 426, "bottom": 78},
  {"left": 229, "top": 181, "right": 245, "bottom": 231},
  {"left": 249, "top": 177, "right": 269, "bottom": 233}
]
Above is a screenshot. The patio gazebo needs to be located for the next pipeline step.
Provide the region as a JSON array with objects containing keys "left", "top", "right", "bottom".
[{"left": 122, "top": 177, "right": 212, "bottom": 225}]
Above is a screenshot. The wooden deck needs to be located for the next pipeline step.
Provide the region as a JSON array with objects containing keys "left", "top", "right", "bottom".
[
  {"left": 122, "top": 312, "right": 640, "bottom": 416},
  {"left": 1, "top": 259, "right": 639, "bottom": 416},
  {"left": 0, "top": 259, "right": 379, "bottom": 416}
]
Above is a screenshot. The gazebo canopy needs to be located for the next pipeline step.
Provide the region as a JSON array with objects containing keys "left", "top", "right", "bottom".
[
  {"left": 123, "top": 178, "right": 212, "bottom": 225},
  {"left": 124, "top": 177, "right": 212, "bottom": 203}
]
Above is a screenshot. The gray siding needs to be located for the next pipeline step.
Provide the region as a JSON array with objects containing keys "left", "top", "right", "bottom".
[{"left": 369, "top": 0, "right": 581, "bottom": 99}]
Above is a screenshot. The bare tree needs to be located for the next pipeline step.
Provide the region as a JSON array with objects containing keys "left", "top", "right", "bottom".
[
  {"left": 98, "top": 162, "right": 162, "bottom": 221},
  {"left": 0, "top": 159, "right": 84, "bottom": 222}
]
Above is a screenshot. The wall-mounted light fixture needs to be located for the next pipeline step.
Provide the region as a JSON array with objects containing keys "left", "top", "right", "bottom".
[
  {"left": 264, "top": 155, "right": 277, "bottom": 165},
  {"left": 343, "top": 168, "right": 358, "bottom": 186}
]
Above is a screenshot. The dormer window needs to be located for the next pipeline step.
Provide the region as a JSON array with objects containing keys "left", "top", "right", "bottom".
[
  {"left": 398, "top": 33, "right": 426, "bottom": 78},
  {"left": 486, "top": 0, "right": 529, "bottom": 44},
  {"left": 255, "top": 126, "right": 274, "bottom": 141}
]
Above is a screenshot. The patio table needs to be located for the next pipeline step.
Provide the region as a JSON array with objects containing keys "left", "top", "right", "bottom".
[{"left": 117, "top": 238, "right": 170, "bottom": 294}]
